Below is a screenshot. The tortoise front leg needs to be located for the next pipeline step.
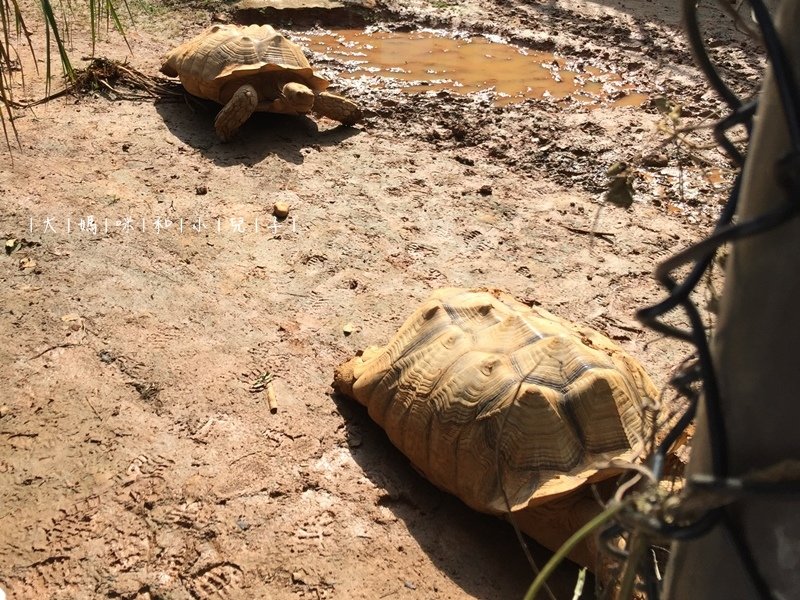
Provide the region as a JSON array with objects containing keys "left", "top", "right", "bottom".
[
  {"left": 214, "top": 83, "right": 258, "bottom": 141},
  {"left": 264, "top": 82, "right": 315, "bottom": 115},
  {"left": 312, "top": 91, "right": 363, "bottom": 126}
]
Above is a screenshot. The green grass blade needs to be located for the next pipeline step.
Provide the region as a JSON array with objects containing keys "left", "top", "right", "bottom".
[
  {"left": 1, "top": 0, "right": 10, "bottom": 68},
  {"left": 43, "top": 7, "right": 51, "bottom": 94},
  {"left": 119, "top": 0, "right": 133, "bottom": 25},
  {"left": 11, "top": 0, "right": 39, "bottom": 76},
  {"left": 40, "top": 0, "right": 75, "bottom": 88},
  {"left": 1, "top": 0, "right": 131, "bottom": 154},
  {"left": 106, "top": 0, "right": 130, "bottom": 54},
  {"left": 0, "top": 98, "right": 20, "bottom": 153},
  {"left": 0, "top": 24, "right": 21, "bottom": 152},
  {"left": 523, "top": 502, "right": 624, "bottom": 600},
  {"left": 89, "top": 0, "right": 96, "bottom": 55}
]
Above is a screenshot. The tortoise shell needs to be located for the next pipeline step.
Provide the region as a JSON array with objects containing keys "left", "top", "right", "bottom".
[
  {"left": 160, "top": 24, "right": 329, "bottom": 106},
  {"left": 333, "top": 287, "right": 655, "bottom": 516}
]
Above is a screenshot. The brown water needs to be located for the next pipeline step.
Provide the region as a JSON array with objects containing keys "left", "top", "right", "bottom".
[{"left": 302, "top": 29, "right": 647, "bottom": 107}]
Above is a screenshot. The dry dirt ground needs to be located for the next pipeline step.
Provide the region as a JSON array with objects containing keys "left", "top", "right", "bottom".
[{"left": 0, "top": 0, "right": 764, "bottom": 598}]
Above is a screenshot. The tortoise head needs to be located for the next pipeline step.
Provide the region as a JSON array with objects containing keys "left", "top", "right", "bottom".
[{"left": 281, "top": 82, "right": 315, "bottom": 114}]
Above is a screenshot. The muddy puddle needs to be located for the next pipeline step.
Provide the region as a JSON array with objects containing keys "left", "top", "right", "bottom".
[{"left": 302, "top": 28, "right": 647, "bottom": 107}]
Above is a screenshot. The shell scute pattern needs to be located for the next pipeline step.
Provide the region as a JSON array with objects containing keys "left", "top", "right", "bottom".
[
  {"left": 160, "top": 24, "right": 327, "bottom": 102},
  {"left": 333, "top": 287, "right": 656, "bottom": 516},
  {"left": 161, "top": 24, "right": 362, "bottom": 140}
]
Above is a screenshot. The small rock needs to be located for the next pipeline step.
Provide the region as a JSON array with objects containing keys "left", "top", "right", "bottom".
[
  {"left": 342, "top": 322, "right": 354, "bottom": 336},
  {"left": 273, "top": 201, "right": 290, "bottom": 219},
  {"left": 196, "top": 185, "right": 208, "bottom": 195},
  {"left": 291, "top": 570, "right": 308, "bottom": 585},
  {"left": 121, "top": 143, "right": 131, "bottom": 152},
  {"left": 430, "top": 127, "right": 450, "bottom": 140},
  {"left": 478, "top": 185, "right": 492, "bottom": 196},
  {"left": 0, "top": 405, "right": 9, "bottom": 418},
  {"left": 236, "top": 518, "right": 250, "bottom": 531},
  {"left": 455, "top": 155, "right": 475, "bottom": 166},
  {"left": 404, "top": 580, "right": 417, "bottom": 590}
]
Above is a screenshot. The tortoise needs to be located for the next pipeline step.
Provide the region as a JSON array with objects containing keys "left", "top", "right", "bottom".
[
  {"left": 160, "top": 24, "right": 363, "bottom": 141},
  {"left": 333, "top": 287, "right": 658, "bottom": 569}
]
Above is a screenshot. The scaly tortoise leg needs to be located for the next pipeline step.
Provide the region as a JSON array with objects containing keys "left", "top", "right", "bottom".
[
  {"left": 312, "top": 91, "right": 363, "bottom": 126},
  {"left": 511, "top": 492, "right": 605, "bottom": 571},
  {"left": 263, "top": 82, "right": 315, "bottom": 115},
  {"left": 214, "top": 83, "right": 258, "bottom": 142}
]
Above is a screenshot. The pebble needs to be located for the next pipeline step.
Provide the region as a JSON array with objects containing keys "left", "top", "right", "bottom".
[
  {"left": 292, "top": 571, "right": 309, "bottom": 584},
  {"left": 273, "top": 201, "right": 290, "bottom": 219}
]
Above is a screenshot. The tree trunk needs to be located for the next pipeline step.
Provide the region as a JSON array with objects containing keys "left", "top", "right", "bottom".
[{"left": 662, "top": 1, "right": 800, "bottom": 598}]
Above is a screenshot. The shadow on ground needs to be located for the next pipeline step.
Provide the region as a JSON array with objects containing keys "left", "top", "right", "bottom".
[
  {"left": 330, "top": 392, "right": 593, "bottom": 600},
  {"left": 155, "top": 98, "right": 362, "bottom": 166}
]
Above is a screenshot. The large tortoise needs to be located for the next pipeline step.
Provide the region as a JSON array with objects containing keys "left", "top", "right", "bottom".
[
  {"left": 160, "top": 24, "right": 363, "bottom": 141},
  {"left": 333, "top": 287, "right": 657, "bottom": 569}
]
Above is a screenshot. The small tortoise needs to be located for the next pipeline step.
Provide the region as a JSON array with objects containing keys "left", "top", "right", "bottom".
[
  {"left": 333, "top": 287, "right": 657, "bottom": 568},
  {"left": 160, "top": 24, "right": 363, "bottom": 141}
]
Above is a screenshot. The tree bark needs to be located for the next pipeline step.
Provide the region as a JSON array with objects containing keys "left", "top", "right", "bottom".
[{"left": 663, "top": 1, "right": 800, "bottom": 598}]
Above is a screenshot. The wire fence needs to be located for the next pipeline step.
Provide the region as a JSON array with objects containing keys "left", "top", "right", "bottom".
[{"left": 593, "top": 0, "right": 800, "bottom": 598}]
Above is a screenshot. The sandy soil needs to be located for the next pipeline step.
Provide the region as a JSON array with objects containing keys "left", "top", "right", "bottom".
[{"left": 0, "top": 0, "right": 763, "bottom": 598}]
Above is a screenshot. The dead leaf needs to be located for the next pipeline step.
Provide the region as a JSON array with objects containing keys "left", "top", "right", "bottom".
[{"left": 18, "top": 257, "right": 37, "bottom": 270}]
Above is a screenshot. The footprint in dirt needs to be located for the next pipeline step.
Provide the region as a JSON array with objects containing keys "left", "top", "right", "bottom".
[
  {"left": 183, "top": 562, "right": 245, "bottom": 600},
  {"left": 120, "top": 453, "right": 175, "bottom": 487}
]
